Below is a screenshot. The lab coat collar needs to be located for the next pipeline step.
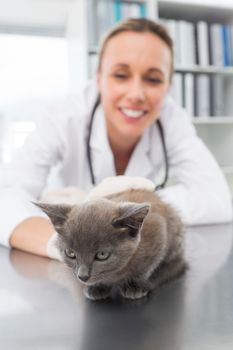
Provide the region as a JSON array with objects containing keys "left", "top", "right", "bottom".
[{"left": 89, "top": 105, "right": 154, "bottom": 182}]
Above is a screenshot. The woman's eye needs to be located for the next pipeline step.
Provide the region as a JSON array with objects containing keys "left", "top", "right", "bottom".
[
  {"left": 146, "top": 77, "right": 162, "bottom": 84},
  {"left": 64, "top": 248, "right": 76, "bottom": 259},
  {"left": 114, "top": 73, "right": 127, "bottom": 80},
  {"left": 95, "top": 251, "right": 110, "bottom": 261}
]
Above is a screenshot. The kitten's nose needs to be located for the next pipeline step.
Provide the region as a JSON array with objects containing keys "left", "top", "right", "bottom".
[
  {"left": 78, "top": 274, "right": 89, "bottom": 282},
  {"left": 77, "top": 265, "right": 90, "bottom": 282}
]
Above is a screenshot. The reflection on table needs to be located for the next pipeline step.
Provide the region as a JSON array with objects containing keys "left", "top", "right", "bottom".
[{"left": 1, "top": 223, "right": 233, "bottom": 350}]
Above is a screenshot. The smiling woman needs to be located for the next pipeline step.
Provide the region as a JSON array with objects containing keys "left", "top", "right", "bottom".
[
  {"left": 95, "top": 19, "right": 174, "bottom": 175},
  {"left": 97, "top": 31, "right": 172, "bottom": 169},
  {"left": 0, "top": 17, "right": 232, "bottom": 259}
]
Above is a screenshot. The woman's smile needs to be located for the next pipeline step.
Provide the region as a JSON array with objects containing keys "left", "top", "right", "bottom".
[{"left": 119, "top": 107, "right": 148, "bottom": 122}]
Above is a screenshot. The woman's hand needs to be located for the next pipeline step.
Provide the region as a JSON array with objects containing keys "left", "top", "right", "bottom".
[{"left": 87, "top": 176, "right": 155, "bottom": 199}]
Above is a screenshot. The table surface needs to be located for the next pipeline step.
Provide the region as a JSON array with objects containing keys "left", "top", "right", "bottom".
[{"left": 1, "top": 223, "right": 233, "bottom": 350}]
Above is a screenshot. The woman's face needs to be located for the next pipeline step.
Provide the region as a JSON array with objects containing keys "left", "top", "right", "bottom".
[{"left": 97, "top": 31, "right": 172, "bottom": 143}]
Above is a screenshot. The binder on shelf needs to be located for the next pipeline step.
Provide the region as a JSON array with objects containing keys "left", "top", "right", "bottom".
[
  {"left": 122, "top": 3, "right": 142, "bottom": 19},
  {"left": 196, "top": 74, "right": 210, "bottom": 117},
  {"left": 87, "top": 0, "right": 98, "bottom": 47},
  {"left": 163, "top": 19, "right": 181, "bottom": 65},
  {"left": 210, "top": 75, "right": 225, "bottom": 116},
  {"left": 230, "top": 25, "right": 233, "bottom": 66},
  {"left": 186, "top": 21, "right": 196, "bottom": 65},
  {"left": 170, "top": 73, "right": 183, "bottom": 108},
  {"left": 209, "top": 23, "right": 224, "bottom": 66},
  {"left": 196, "top": 21, "right": 210, "bottom": 66},
  {"left": 178, "top": 20, "right": 196, "bottom": 65},
  {"left": 222, "top": 25, "right": 231, "bottom": 66},
  {"left": 178, "top": 20, "right": 188, "bottom": 65},
  {"left": 184, "top": 73, "right": 194, "bottom": 118},
  {"left": 139, "top": 2, "right": 146, "bottom": 17},
  {"left": 114, "top": 1, "right": 146, "bottom": 22},
  {"left": 114, "top": 0, "right": 122, "bottom": 22}
]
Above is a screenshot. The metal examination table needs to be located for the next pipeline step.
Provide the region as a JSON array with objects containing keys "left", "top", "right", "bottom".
[{"left": 1, "top": 223, "right": 233, "bottom": 349}]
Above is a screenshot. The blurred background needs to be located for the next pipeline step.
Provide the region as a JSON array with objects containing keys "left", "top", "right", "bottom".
[{"left": 1, "top": 0, "right": 233, "bottom": 194}]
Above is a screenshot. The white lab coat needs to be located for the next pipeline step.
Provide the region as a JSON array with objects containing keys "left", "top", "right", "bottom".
[{"left": 0, "top": 81, "right": 232, "bottom": 247}]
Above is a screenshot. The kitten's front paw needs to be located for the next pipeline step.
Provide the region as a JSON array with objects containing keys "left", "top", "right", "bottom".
[
  {"left": 83, "top": 285, "right": 112, "bottom": 301},
  {"left": 119, "top": 283, "right": 149, "bottom": 300}
]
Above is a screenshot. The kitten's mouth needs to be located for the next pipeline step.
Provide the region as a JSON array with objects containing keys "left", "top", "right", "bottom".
[{"left": 75, "top": 274, "right": 96, "bottom": 286}]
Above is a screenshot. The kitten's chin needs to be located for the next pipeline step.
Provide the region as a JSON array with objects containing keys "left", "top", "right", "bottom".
[
  {"left": 76, "top": 276, "right": 100, "bottom": 286},
  {"left": 79, "top": 276, "right": 111, "bottom": 286},
  {"left": 80, "top": 280, "right": 95, "bottom": 286}
]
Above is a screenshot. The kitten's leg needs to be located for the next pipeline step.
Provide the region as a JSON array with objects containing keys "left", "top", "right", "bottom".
[
  {"left": 149, "top": 256, "right": 188, "bottom": 289},
  {"left": 83, "top": 284, "right": 112, "bottom": 300},
  {"left": 119, "top": 280, "right": 150, "bottom": 300}
]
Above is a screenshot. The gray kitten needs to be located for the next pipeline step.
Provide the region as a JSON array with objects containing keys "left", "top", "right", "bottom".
[{"left": 35, "top": 189, "right": 187, "bottom": 300}]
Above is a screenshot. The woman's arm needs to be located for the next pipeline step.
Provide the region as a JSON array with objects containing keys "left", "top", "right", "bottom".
[
  {"left": 10, "top": 217, "right": 54, "bottom": 257},
  {"left": 0, "top": 85, "right": 95, "bottom": 255},
  {"left": 0, "top": 105, "right": 65, "bottom": 251}
]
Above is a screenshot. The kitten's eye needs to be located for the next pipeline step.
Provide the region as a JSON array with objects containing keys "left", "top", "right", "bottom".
[
  {"left": 95, "top": 251, "right": 110, "bottom": 261},
  {"left": 64, "top": 248, "right": 76, "bottom": 259}
]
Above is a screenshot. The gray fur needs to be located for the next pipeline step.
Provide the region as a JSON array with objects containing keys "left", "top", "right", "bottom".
[{"left": 35, "top": 189, "right": 187, "bottom": 300}]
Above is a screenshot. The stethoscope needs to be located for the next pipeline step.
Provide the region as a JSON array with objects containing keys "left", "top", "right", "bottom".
[{"left": 86, "top": 95, "right": 169, "bottom": 191}]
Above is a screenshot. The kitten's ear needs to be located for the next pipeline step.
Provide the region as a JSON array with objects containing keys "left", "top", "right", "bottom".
[
  {"left": 112, "top": 202, "right": 150, "bottom": 237},
  {"left": 32, "top": 202, "right": 72, "bottom": 230}
]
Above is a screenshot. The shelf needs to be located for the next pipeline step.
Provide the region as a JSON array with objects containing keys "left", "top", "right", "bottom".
[
  {"left": 158, "top": 0, "right": 233, "bottom": 22},
  {"left": 89, "top": 46, "right": 98, "bottom": 55},
  {"left": 192, "top": 117, "right": 233, "bottom": 124},
  {"left": 175, "top": 65, "right": 233, "bottom": 75}
]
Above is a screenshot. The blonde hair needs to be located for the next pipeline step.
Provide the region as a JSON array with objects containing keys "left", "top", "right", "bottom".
[{"left": 97, "top": 18, "right": 174, "bottom": 80}]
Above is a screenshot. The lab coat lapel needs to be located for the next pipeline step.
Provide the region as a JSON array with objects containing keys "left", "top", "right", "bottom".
[{"left": 89, "top": 106, "right": 115, "bottom": 182}]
